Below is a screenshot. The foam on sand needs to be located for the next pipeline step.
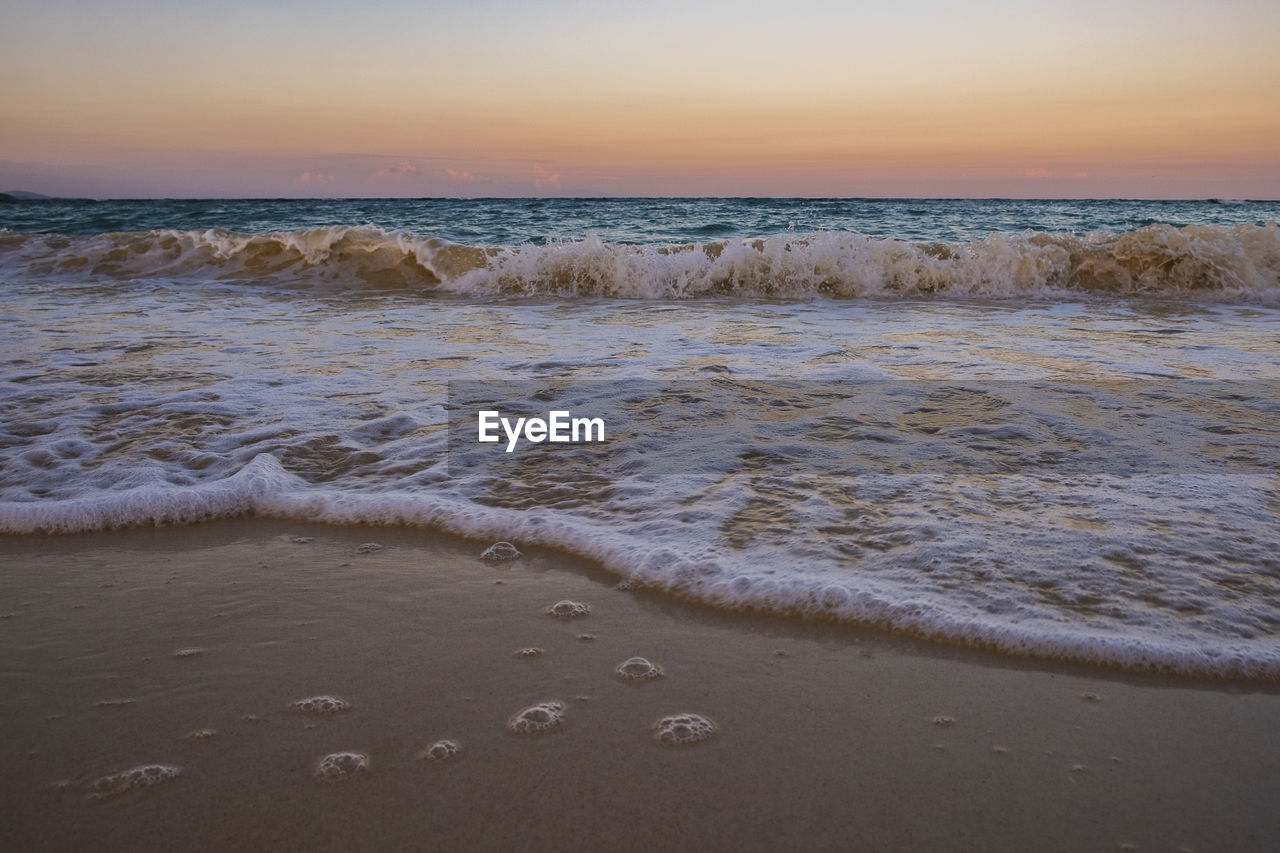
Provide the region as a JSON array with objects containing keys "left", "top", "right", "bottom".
[
  {"left": 508, "top": 701, "right": 565, "bottom": 734},
  {"left": 420, "top": 740, "right": 461, "bottom": 761},
  {"left": 652, "top": 713, "right": 716, "bottom": 746},
  {"left": 481, "top": 541, "right": 522, "bottom": 560},
  {"left": 292, "top": 695, "right": 350, "bottom": 715},
  {"left": 314, "top": 752, "right": 370, "bottom": 781},
  {"left": 89, "top": 764, "right": 181, "bottom": 799},
  {"left": 615, "top": 656, "right": 663, "bottom": 680},
  {"left": 546, "top": 600, "right": 590, "bottom": 619}
]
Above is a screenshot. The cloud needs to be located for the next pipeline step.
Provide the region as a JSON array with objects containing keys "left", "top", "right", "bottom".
[
  {"left": 445, "top": 168, "right": 480, "bottom": 183},
  {"left": 375, "top": 160, "right": 420, "bottom": 177},
  {"left": 298, "top": 171, "right": 335, "bottom": 186},
  {"left": 532, "top": 164, "right": 561, "bottom": 187},
  {"left": 1024, "top": 168, "right": 1052, "bottom": 179}
]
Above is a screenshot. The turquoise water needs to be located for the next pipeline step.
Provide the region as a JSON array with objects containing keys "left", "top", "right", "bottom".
[{"left": 3, "top": 196, "right": 1279, "bottom": 243}]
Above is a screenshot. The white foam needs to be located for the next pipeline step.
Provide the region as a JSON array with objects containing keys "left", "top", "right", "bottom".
[
  {"left": 4, "top": 461, "right": 1279, "bottom": 678},
  {"left": 88, "top": 764, "right": 181, "bottom": 799},
  {"left": 481, "top": 541, "right": 522, "bottom": 560},
  {"left": 3, "top": 267, "right": 1279, "bottom": 681},
  {"left": 652, "top": 713, "right": 716, "bottom": 746},
  {"left": 546, "top": 600, "right": 590, "bottom": 619},
  {"left": 314, "top": 751, "right": 369, "bottom": 781},
  {"left": 4, "top": 223, "right": 1278, "bottom": 301},
  {"left": 420, "top": 739, "right": 461, "bottom": 761},
  {"left": 508, "top": 701, "right": 565, "bottom": 734},
  {"left": 292, "top": 695, "right": 350, "bottom": 715},
  {"left": 615, "top": 656, "right": 663, "bottom": 680},
  {"left": 443, "top": 224, "right": 1280, "bottom": 303}
]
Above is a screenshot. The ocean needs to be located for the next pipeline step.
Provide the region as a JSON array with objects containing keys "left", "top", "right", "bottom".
[{"left": 2, "top": 197, "right": 1278, "bottom": 678}]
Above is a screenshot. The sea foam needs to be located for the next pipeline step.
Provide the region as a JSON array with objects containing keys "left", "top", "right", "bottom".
[
  {"left": 2, "top": 455, "right": 1276, "bottom": 679},
  {"left": 2, "top": 222, "right": 1277, "bottom": 302}
]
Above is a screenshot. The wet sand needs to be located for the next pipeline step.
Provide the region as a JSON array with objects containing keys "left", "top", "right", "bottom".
[{"left": 2, "top": 520, "right": 1278, "bottom": 852}]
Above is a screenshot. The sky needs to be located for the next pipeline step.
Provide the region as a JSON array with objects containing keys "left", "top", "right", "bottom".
[{"left": 1, "top": 0, "right": 1278, "bottom": 198}]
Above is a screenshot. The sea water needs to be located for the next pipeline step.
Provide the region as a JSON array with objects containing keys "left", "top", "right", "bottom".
[{"left": 2, "top": 198, "right": 1278, "bottom": 677}]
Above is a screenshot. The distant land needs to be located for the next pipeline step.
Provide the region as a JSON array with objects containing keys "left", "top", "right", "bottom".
[{"left": 1, "top": 191, "right": 53, "bottom": 201}]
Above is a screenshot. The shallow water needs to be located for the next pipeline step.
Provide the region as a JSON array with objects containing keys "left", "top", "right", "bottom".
[{"left": 2, "top": 198, "right": 1278, "bottom": 676}]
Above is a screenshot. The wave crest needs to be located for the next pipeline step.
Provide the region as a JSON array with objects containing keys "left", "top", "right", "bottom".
[{"left": 2, "top": 222, "right": 1277, "bottom": 301}]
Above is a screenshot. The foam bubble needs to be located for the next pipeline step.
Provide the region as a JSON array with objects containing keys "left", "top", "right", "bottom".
[
  {"left": 89, "top": 764, "right": 181, "bottom": 799},
  {"left": 615, "top": 656, "right": 663, "bottom": 680},
  {"left": 314, "top": 751, "right": 370, "bottom": 781},
  {"left": 652, "top": 713, "right": 716, "bottom": 746},
  {"left": 292, "top": 536, "right": 314, "bottom": 544},
  {"left": 186, "top": 729, "right": 217, "bottom": 741},
  {"left": 356, "top": 542, "right": 383, "bottom": 554},
  {"left": 173, "top": 647, "right": 205, "bottom": 658},
  {"left": 95, "top": 698, "right": 136, "bottom": 708},
  {"left": 546, "top": 600, "right": 590, "bottom": 618},
  {"left": 514, "top": 647, "right": 544, "bottom": 658},
  {"left": 420, "top": 739, "right": 461, "bottom": 761},
  {"left": 508, "top": 701, "right": 565, "bottom": 734},
  {"left": 292, "top": 695, "right": 350, "bottom": 715},
  {"left": 932, "top": 715, "right": 956, "bottom": 726},
  {"left": 481, "top": 541, "right": 522, "bottom": 560}
]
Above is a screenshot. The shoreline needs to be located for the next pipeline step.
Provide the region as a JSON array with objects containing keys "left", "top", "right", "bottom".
[{"left": 3, "top": 519, "right": 1279, "bottom": 851}]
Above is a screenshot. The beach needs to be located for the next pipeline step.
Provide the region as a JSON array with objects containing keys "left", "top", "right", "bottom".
[
  {"left": 3, "top": 520, "right": 1279, "bottom": 851},
  {"left": 3, "top": 197, "right": 1280, "bottom": 850},
  {"left": 5, "top": 0, "right": 1280, "bottom": 843}
]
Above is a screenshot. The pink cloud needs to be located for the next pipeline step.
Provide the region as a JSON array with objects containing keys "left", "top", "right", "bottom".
[
  {"left": 298, "top": 171, "right": 335, "bottom": 185},
  {"left": 375, "top": 161, "right": 420, "bottom": 177},
  {"left": 1024, "top": 167, "right": 1052, "bottom": 179},
  {"left": 445, "top": 168, "right": 480, "bottom": 183},
  {"left": 532, "top": 164, "right": 561, "bottom": 187}
]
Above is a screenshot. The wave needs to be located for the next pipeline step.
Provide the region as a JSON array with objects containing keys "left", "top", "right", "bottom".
[
  {"left": 1, "top": 454, "right": 1276, "bottom": 680},
  {"left": 2, "top": 222, "right": 1279, "bottom": 301}
]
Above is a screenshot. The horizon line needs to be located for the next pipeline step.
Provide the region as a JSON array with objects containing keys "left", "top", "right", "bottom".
[{"left": 6, "top": 193, "right": 1278, "bottom": 204}]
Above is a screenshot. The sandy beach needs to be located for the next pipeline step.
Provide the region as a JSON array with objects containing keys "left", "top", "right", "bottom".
[
  {"left": 5, "top": 0, "right": 1280, "bottom": 846},
  {"left": 2, "top": 520, "right": 1277, "bottom": 852}
]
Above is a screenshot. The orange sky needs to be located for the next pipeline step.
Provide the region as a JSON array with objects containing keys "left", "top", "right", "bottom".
[{"left": 2, "top": 0, "right": 1277, "bottom": 198}]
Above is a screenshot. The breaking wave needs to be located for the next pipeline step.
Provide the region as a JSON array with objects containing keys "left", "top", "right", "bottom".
[{"left": 2, "top": 221, "right": 1278, "bottom": 301}]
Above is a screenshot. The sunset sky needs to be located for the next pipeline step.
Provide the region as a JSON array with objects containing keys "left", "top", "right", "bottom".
[{"left": 2, "top": 0, "right": 1278, "bottom": 198}]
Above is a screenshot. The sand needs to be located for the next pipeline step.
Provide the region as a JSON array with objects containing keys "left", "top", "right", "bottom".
[{"left": 2, "top": 520, "right": 1278, "bottom": 852}]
